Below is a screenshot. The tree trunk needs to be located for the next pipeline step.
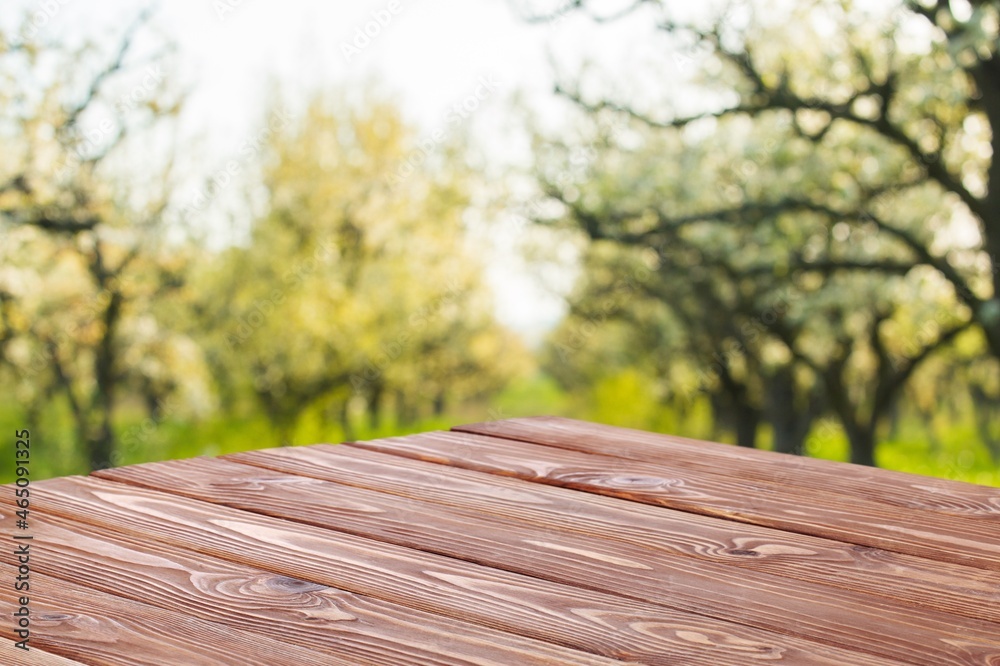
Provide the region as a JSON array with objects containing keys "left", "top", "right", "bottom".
[
  {"left": 979, "top": 55, "right": 1000, "bottom": 362},
  {"left": 988, "top": 271, "right": 1000, "bottom": 361},
  {"left": 367, "top": 383, "right": 383, "bottom": 431},
  {"left": 887, "top": 400, "right": 902, "bottom": 440},
  {"left": 764, "top": 369, "right": 818, "bottom": 456},
  {"left": 142, "top": 378, "right": 165, "bottom": 422},
  {"left": 338, "top": 399, "right": 354, "bottom": 441},
  {"left": 971, "top": 385, "right": 1000, "bottom": 463},
  {"left": 90, "top": 363, "right": 117, "bottom": 469},
  {"left": 708, "top": 392, "right": 727, "bottom": 442},
  {"left": 395, "top": 389, "right": 405, "bottom": 426},
  {"left": 845, "top": 421, "right": 876, "bottom": 467},
  {"left": 772, "top": 419, "right": 803, "bottom": 456},
  {"left": 922, "top": 405, "right": 943, "bottom": 455},
  {"left": 86, "top": 419, "right": 115, "bottom": 471},
  {"left": 87, "top": 288, "right": 121, "bottom": 470},
  {"left": 86, "top": 365, "right": 117, "bottom": 469},
  {"left": 709, "top": 388, "right": 759, "bottom": 448},
  {"left": 734, "top": 402, "right": 760, "bottom": 449}
]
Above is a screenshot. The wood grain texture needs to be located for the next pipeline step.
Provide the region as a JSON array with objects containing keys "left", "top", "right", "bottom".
[
  {"left": 348, "top": 430, "right": 1000, "bottom": 571},
  {"left": 0, "top": 641, "right": 86, "bottom": 665},
  {"left": 90, "top": 456, "right": 1000, "bottom": 665},
  {"left": 0, "top": 504, "right": 641, "bottom": 666},
  {"left": 224, "top": 443, "right": 1000, "bottom": 626},
  {"left": 16, "top": 476, "right": 911, "bottom": 666},
  {"left": 457, "top": 416, "right": 1000, "bottom": 519},
  {"left": 0, "top": 570, "right": 340, "bottom": 665},
  {"left": 5, "top": 417, "right": 995, "bottom": 666}
]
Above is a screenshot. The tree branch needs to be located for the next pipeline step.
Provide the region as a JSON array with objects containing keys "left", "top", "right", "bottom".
[
  {"left": 61, "top": 6, "right": 156, "bottom": 131},
  {"left": 557, "top": 10, "right": 987, "bottom": 222},
  {"left": 515, "top": 0, "right": 655, "bottom": 25}
]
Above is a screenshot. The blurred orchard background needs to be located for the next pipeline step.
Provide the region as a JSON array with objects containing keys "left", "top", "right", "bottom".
[{"left": 1, "top": 0, "right": 999, "bottom": 484}]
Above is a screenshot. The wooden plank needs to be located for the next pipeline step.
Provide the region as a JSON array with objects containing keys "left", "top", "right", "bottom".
[
  {"left": 457, "top": 416, "right": 1000, "bottom": 519},
  {"left": 349, "top": 430, "right": 1000, "bottom": 571},
  {"left": 92, "top": 457, "right": 1000, "bottom": 665},
  {"left": 0, "top": 570, "right": 341, "bottom": 665},
  {"left": 225, "top": 443, "right": 1000, "bottom": 626},
  {"left": 0, "top": 502, "right": 642, "bottom": 666},
  {"left": 18, "top": 475, "right": 911, "bottom": 666},
  {"left": 0, "top": 641, "right": 87, "bottom": 665}
]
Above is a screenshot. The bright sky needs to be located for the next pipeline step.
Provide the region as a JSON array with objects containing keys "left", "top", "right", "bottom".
[
  {"left": 3, "top": 0, "right": 686, "bottom": 342},
  {"left": 6, "top": 1, "right": 925, "bottom": 343}
]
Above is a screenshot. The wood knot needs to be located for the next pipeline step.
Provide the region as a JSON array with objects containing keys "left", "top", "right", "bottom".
[
  {"left": 267, "top": 576, "right": 325, "bottom": 593},
  {"left": 614, "top": 476, "right": 664, "bottom": 487},
  {"left": 729, "top": 549, "right": 760, "bottom": 557},
  {"left": 37, "top": 612, "right": 73, "bottom": 621}
]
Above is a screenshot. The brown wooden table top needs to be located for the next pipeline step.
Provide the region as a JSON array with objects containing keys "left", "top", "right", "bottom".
[{"left": 3, "top": 415, "right": 999, "bottom": 665}]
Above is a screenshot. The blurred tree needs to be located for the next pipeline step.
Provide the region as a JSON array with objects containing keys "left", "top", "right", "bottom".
[
  {"left": 197, "top": 95, "right": 527, "bottom": 443},
  {"left": 0, "top": 10, "right": 191, "bottom": 470},
  {"left": 533, "top": 71, "right": 972, "bottom": 463},
  {"left": 526, "top": 0, "right": 999, "bottom": 356},
  {"left": 771, "top": 272, "right": 970, "bottom": 465},
  {"left": 525, "top": 0, "right": 994, "bottom": 463}
]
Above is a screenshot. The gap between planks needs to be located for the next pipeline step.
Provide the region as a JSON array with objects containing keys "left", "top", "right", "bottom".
[
  {"left": 221, "top": 442, "right": 1000, "bottom": 627},
  {"left": 5, "top": 476, "right": 906, "bottom": 666},
  {"left": 349, "top": 428, "right": 1000, "bottom": 572},
  {"left": 455, "top": 416, "right": 1000, "bottom": 520},
  {"left": 89, "top": 455, "right": 1000, "bottom": 666},
  {"left": 0, "top": 501, "right": 639, "bottom": 666}
]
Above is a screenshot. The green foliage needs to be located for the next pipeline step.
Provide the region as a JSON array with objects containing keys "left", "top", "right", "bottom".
[
  {"left": 2, "top": 2, "right": 998, "bottom": 487},
  {"left": 0, "top": 21, "right": 528, "bottom": 468},
  {"left": 3, "top": 373, "right": 996, "bottom": 486},
  {"left": 191, "top": 93, "right": 531, "bottom": 443},
  {"left": 0, "top": 14, "right": 194, "bottom": 469},
  {"left": 532, "top": 0, "right": 999, "bottom": 465}
]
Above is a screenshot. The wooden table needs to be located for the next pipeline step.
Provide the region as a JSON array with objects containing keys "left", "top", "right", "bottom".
[{"left": 2, "top": 416, "right": 999, "bottom": 665}]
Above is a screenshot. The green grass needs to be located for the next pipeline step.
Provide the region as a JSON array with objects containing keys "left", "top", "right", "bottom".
[
  {"left": 0, "top": 401, "right": 474, "bottom": 485},
  {"left": 1, "top": 373, "right": 997, "bottom": 486},
  {"left": 875, "top": 426, "right": 1000, "bottom": 486}
]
